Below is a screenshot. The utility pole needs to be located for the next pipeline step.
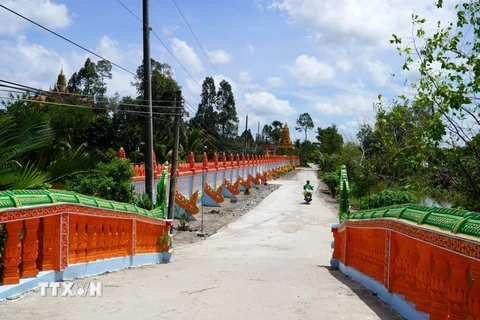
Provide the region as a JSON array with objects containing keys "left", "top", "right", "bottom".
[
  {"left": 142, "top": 0, "right": 154, "bottom": 204},
  {"left": 244, "top": 113, "right": 248, "bottom": 155},
  {"left": 167, "top": 90, "right": 182, "bottom": 220},
  {"left": 256, "top": 121, "right": 260, "bottom": 153}
]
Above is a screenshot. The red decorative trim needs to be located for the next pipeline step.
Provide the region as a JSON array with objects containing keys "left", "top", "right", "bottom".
[
  {"left": 0, "top": 204, "right": 168, "bottom": 226},
  {"left": 132, "top": 220, "right": 137, "bottom": 256},
  {"left": 339, "top": 219, "right": 480, "bottom": 261},
  {"left": 384, "top": 230, "right": 391, "bottom": 290},
  {"left": 60, "top": 213, "right": 68, "bottom": 270}
]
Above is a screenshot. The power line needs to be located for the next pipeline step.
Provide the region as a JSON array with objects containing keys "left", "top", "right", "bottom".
[
  {"left": 0, "top": 4, "right": 136, "bottom": 77},
  {"left": 116, "top": 0, "right": 202, "bottom": 89},
  {"left": 0, "top": 96, "right": 181, "bottom": 116},
  {"left": 183, "top": 100, "right": 240, "bottom": 152},
  {"left": 171, "top": 0, "right": 220, "bottom": 77},
  {"left": 171, "top": 0, "right": 248, "bottom": 115},
  {"left": 0, "top": 80, "right": 180, "bottom": 109}
]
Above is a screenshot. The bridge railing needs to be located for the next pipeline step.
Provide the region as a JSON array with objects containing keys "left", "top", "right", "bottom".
[
  {"left": 0, "top": 190, "right": 171, "bottom": 289},
  {"left": 331, "top": 167, "right": 480, "bottom": 319}
]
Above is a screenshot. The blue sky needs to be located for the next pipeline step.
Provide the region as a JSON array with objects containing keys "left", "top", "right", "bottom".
[{"left": 0, "top": 0, "right": 459, "bottom": 141}]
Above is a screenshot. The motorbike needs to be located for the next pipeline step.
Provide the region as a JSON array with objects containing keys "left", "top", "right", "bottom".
[{"left": 303, "top": 188, "right": 313, "bottom": 203}]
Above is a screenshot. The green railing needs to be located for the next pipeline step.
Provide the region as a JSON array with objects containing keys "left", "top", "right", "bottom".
[
  {"left": 337, "top": 165, "right": 480, "bottom": 238},
  {"left": 0, "top": 189, "right": 164, "bottom": 219},
  {"left": 0, "top": 163, "right": 170, "bottom": 219},
  {"left": 339, "top": 165, "right": 349, "bottom": 223}
]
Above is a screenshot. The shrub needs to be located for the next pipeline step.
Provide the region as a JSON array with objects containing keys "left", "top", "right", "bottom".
[
  {"left": 358, "top": 189, "right": 417, "bottom": 210},
  {"left": 66, "top": 157, "right": 135, "bottom": 203},
  {"left": 323, "top": 171, "right": 339, "bottom": 197},
  {"left": 134, "top": 193, "right": 153, "bottom": 210}
]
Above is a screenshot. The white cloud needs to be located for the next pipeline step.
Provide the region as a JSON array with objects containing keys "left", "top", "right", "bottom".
[
  {"left": 269, "top": 0, "right": 458, "bottom": 49},
  {"left": 244, "top": 91, "right": 296, "bottom": 117},
  {"left": 338, "top": 120, "right": 360, "bottom": 139},
  {"left": 336, "top": 59, "right": 352, "bottom": 72},
  {"left": 162, "top": 24, "right": 178, "bottom": 36},
  {"left": 0, "top": 0, "right": 71, "bottom": 36},
  {"left": 171, "top": 38, "right": 203, "bottom": 73},
  {"left": 267, "top": 77, "right": 283, "bottom": 87},
  {"left": 313, "top": 102, "right": 343, "bottom": 115},
  {"left": 248, "top": 44, "right": 254, "bottom": 53},
  {"left": 365, "top": 59, "right": 391, "bottom": 87},
  {"left": 95, "top": 36, "right": 124, "bottom": 65},
  {"left": 239, "top": 71, "right": 252, "bottom": 83},
  {"left": 289, "top": 54, "right": 334, "bottom": 86},
  {"left": 0, "top": 35, "right": 138, "bottom": 97},
  {"left": 205, "top": 48, "right": 232, "bottom": 64}
]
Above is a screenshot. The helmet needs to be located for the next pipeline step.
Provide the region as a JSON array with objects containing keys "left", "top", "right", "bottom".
[{"left": 306, "top": 180, "right": 310, "bottom": 184}]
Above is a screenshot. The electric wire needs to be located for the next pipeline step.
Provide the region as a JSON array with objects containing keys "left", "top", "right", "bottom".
[
  {"left": 0, "top": 96, "right": 181, "bottom": 116},
  {"left": 170, "top": 0, "right": 248, "bottom": 114},
  {"left": 116, "top": 0, "right": 201, "bottom": 89},
  {"left": 0, "top": 83, "right": 180, "bottom": 110},
  {"left": 0, "top": 4, "right": 136, "bottom": 77},
  {"left": 171, "top": 0, "right": 220, "bottom": 77},
  {"left": 0, "top": 80, "right": 181, "bottom": 107}
]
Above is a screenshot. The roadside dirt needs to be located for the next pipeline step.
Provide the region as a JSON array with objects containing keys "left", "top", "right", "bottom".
[
  {"left": 172, "top": 182, "right": 281, "bottom": 247},
  {"left": 315, "top": 173, "right": 341, "bottom": 216}
]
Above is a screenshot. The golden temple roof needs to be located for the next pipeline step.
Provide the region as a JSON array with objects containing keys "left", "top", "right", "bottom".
[{"left": 278, "top": 123, "right": 294, "bottom": 150}]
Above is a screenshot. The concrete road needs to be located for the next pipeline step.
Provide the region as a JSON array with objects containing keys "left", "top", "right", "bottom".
[{"left": 0, "top": 167, "right": 403, "bottom": 320}]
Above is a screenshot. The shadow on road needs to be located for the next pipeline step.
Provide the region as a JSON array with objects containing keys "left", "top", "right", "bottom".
[{"left": 317, "top": 266, "right": 406, "bottom": 320}]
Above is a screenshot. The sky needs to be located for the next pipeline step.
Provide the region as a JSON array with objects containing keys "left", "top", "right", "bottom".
[{"left": 0, "top": 0, "right": 459, "bottom": 142}]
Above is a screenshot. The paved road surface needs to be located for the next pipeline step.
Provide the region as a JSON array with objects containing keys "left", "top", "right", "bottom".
[{"left": 0, "top": 167, "right": 403, "bottom": 319}]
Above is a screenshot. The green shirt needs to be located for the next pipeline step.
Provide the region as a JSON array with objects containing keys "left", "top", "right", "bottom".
[{"left": 303, "top": 184, "right": 313, "bottom": 190}]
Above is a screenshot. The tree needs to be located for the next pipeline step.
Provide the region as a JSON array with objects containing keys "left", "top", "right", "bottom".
[
  {"left": 296, "top": 113, "right": 314, "bottom": 163},
  {"left": 78, "top": 58, "right": 99, "bottom": 97},
  {"left": 66, "top": 156, "right": 136, "bottom": 203},
  {"left": 216, "top": 80, "right": 238, "bottom": 140},
  {"left": 67, "top": 72, "right": 81, "bottom": 93},
  {"left": 95, "top": 60, "right": 112, "bottom": 98},
  {"left": 132, "top": 59, "right": 180, "bottom": 140},
  {"left": 191, "top": 77, "right": 217, "bottom": 133},
  {"left": 260, "top": 121, "right": 284, "bottom": 146},
  {"left": 391, "top": 1, "right": 480, "bottom": 209},
  {"left": 0, "top": 113, "right": 100, "bottom": 190},
  {"left": 316, "top": 125, "right": 343, "bottom": 155}
]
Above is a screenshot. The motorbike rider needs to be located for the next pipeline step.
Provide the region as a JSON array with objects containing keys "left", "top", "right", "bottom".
[{"left": 303, "top": 180, "right": 313, "bottom": 191}]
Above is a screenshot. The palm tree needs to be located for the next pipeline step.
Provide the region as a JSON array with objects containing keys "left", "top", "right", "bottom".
[
  {"left": 180, "top": 129, "right": 204, "bottom": 159},
  {"left": 0, "top": 114, "right": 101, "bottom": 191}
]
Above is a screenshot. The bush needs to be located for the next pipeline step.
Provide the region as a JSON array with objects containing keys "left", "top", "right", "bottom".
[
  {"left": 358, "top": 189, "right": 417, "bottom": 210},
  {"left": 134, "top": 193, "right": 153, "bottom": 210},
  {"left": 323, "top": 171, "right": 339, "bottom": 197},
  {"left": 66, "top": 157, "right": 136, "bottom": 203}
]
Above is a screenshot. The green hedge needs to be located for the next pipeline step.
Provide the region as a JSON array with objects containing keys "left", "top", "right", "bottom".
[{"left": 358, "top": 189, "right": 417, "bottom": 210}]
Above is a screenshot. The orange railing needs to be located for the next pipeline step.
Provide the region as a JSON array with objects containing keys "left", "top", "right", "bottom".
[
  {"left": 332, "top": 165, "right": 480, "bottom": 319},
  {"left": 1, "top": 201, "right": 170, "bottom": 286},
  {"left": 332, "top": 220, "right": 480, "bottom": 319}
]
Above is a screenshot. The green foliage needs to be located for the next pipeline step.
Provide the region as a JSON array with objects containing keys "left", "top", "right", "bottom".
[
  {"left": 134, "top": 193, "right": 153, "bottom": 210},
  {"left": 358, "top": 189, "right": 417, "bottom": 210},
  {"left": 260, "top": 121, "right": 284, "bottom": 145},
  {"left": 316, "top": 125, "right": 343, "bottom": 155},
  {"left": 387, "top": 1, "right": 480, "bottom": 210},
  {"left": 177, "top": 209, "right": 191, "bottom": 231},
  {"left": 157, "top": 231, "right": 171, "bottom": 251},
  {"left": 216, "top": 79, "right": 239, "bottom": 140},
  {"left": 66, "top": 157, "right": 135, "bottom": 203},
  {"left": 296, "top": 113, "right": 314, "bottom": 162},
  {"left": 323, "top": 172, "right": 339, "bottom": 197}
]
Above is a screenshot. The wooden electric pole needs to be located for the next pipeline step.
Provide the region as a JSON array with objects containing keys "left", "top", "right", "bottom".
[
  {"left": 167, "top": 90, "right": 182, "bottom": 220},
  {"left": 142, "top": 0, "right": 154, "bottom": 204}
]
